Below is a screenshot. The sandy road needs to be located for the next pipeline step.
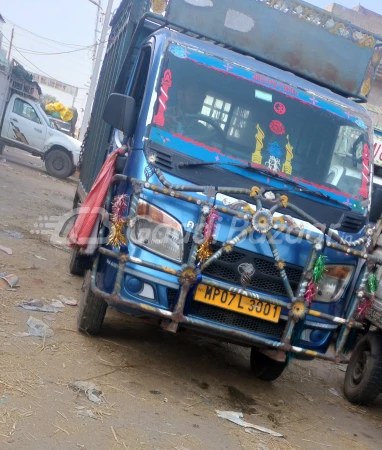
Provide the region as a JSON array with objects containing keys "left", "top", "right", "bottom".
[{"left": 0, "top": 146, "right": 381, "bottom": 450}]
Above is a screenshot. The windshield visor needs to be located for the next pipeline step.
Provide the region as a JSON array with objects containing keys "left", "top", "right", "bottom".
[{"left": 149, "top": 43, "right": 372, "bottom": 212}]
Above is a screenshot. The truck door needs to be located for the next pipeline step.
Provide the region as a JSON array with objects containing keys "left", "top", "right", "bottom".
[{"left": 3, "top": 97, "right": 46, "bottom": 150}]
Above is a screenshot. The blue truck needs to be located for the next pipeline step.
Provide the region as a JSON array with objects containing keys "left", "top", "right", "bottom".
[{"left": 71, "top": 0, "right": 382, "bottom": 403}]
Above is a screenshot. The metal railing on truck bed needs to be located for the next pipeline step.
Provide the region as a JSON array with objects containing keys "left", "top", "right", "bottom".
[{"left": 78, "top": 0, "right": 152, "bottom": 197}]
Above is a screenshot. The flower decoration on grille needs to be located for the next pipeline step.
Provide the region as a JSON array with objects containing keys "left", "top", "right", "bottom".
[
  {"left": 197, "top": 208, "right": 219, "bottom": 263},
  {"left": 179, "top": 266, "right": 198, "bottom": 286},
  {"left": 252, "top": 209, "right": 273, "bottom": 234},
  {"left": 108, "top": 194, "right": 129, "bottom": 249},
  {"left": 279, "top": 195, "right": 289, "bottom": 208},
  {"left": 276, "top": 260, "right": 285, "bottom": 270},
  {"left": 250, "top": 186, "right": 261, "bottom": 198},
  {"left": 291, "top": 301, "right": 308, "bottom": 320}
]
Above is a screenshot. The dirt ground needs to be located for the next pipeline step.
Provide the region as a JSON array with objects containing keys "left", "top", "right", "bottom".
[{"left": 0, "top": 146, "right": 381, "bottom": 450}]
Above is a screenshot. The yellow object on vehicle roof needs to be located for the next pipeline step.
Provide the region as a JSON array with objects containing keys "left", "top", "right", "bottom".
[{"left": 45, "top": 102, "right": 73, "bottom": 122}]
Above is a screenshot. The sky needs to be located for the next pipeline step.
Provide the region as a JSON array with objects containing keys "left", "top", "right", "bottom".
[{"left": 0, "top": 0, "right": 382, "bottom": 125}]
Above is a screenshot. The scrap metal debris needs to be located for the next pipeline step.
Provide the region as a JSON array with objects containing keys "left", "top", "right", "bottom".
[{"left": 215, "top": 410, "right": 283, "bottom": 438}]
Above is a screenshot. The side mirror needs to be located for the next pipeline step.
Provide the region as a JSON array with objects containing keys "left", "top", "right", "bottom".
[
  {"left": 370, "top": 186, "right": 382, "bottom": 223},
  {"left": 103, "top": 94, "right": 136, "bottom": 137}
]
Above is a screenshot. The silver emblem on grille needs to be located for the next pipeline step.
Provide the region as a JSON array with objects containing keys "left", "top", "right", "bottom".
[{"left": 238, "top": 263, "right": 255, "bottom": 288}]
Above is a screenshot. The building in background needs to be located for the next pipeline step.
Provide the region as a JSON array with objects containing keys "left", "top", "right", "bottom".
[{"left": 325, "top": 3, "right": 382, "bottom": 108}]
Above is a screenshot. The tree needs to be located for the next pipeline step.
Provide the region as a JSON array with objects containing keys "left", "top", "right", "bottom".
[{"left": 40, "top": 94, "right": 57, "bottom": 108}]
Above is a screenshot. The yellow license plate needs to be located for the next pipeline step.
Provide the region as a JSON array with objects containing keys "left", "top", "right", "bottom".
[{"left": 194, "top": 285, "right": 281, "bottom": 323}]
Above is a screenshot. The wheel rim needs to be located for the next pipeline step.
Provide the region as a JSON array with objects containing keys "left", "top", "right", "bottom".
[
  {"left": 52, "top": 156, "right": 65, "bottom": 171},
  {"left": 351, "top": 348, "right": 370, "bottom": 386}
]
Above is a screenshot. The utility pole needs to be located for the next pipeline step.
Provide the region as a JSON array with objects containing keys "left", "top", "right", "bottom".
[
  {"left": 79, "top": 0, "right": 113, "bottom": 142},
  {"left": 92, "top": 4, "right": 101, "bottom": 71},
  {"left": 7, "top": 28, "right": 14, "bottom": 63}
]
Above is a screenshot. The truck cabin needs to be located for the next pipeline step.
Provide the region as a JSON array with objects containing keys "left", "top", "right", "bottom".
[{"left": 116, "top": 30, "right": 374, "bottom": 227}]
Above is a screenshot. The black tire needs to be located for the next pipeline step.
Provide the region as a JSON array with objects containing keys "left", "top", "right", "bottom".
[
  {"left": 344, "top": 331, "right": 382, "bottom": 405},
  {"left": 69, "top": 246, "right": 90, "bottom": 276},
  {"left": 250, "top": 348, "right": 287, "bottom": 381},
  {"left": 45, "top": 148, "right": 74, "bottom": 179},
  {"left": 0, "top": 143, "right": 4, "bottom": 155},
  {"left": 77, "top": 270, "right": 107, "bottom": 335}
]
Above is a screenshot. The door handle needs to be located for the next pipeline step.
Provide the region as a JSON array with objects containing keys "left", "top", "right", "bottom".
[
  {"left": 34, "top": 128, "right": 42, "bottom": 133},
  {"left": 12, "top": 118, "right": 18, "bottom": 123}
]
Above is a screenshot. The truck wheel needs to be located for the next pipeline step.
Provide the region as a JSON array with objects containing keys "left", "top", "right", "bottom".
[
  {"left": 250, "top": 348, "right": 287, "bottom": 381},
  {"left": 45, "top": 149, "right": 74, "bottom": 179},
  {"left": 77, "top": 270, "right": 107, "bottom": 335},
  {"left": 69, "top": 246, "right": 91, "bottom": 276},
  {"left": 344, "top": 331, "right": 382, "bottom": 405},
  {"left": 0, "top": 143, "right": 4, "bottom": 155}
]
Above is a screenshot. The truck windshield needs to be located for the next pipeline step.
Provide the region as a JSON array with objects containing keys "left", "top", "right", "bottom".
[{"left": 150, "top": 43, "right": 371, "bottom": 204}]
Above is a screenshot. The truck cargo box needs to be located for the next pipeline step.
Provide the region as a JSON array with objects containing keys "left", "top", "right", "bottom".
[{"left": 155, "top": 0, "right": 382, "bottom": 100}]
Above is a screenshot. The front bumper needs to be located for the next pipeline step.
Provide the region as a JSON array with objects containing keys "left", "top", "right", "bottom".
[
  {"left": 92, "top": 247, "right": 361, "bottom": 363},
  {"left": 90, "top": 171, "right": 382, "bottom": 364}
]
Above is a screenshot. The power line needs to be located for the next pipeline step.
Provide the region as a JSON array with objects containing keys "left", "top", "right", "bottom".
[
  {"left": 2, "top": 25, "right": 93, "bottom": 66},
  {"left": 3, "top": 34, "right": 65, "bottom": 81},
  {"left": 13, "top": 39, "right": 109, "bottom": 56},
  {"left": 3, "top": 16, "right": 92, "bottom": 48}
]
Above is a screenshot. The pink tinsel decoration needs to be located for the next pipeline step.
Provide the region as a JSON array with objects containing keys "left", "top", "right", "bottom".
[
  {"left": 112, "top": 194, "right": 128, "bottom": 223},
  {"left": 357, "top": 295, "right": 375, "bottom": 321},
  {"left": 204, "top": 208, "right": 219, "bottom": 240},
  {"left": 304, "top": 280, "right": 317, "bottom": 307}
]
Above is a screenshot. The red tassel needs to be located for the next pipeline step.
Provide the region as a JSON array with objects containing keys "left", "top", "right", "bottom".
[
  {"left": 304, "top": 280, "right": 317, "bottom": 307},
  {"left": 204, "top": 208, "right": 219, "bottom": 240},
  {"left": 111, "top": 195, "right": 128, "bottom": 223},
  {"left": 357, "top": 295, "right": 375, "bottom": 321},
  {"left": 68, "top": 147, "right": 126, "bottom": 249}
]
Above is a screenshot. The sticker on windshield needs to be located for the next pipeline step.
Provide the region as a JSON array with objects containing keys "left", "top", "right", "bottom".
[
  {"left": 282, "top": 135, "right": 294, "bottom": 175},
  {"left": 265, "top": 142, "right": 283, "bottom": 172},
  {"left": 359, "top": 143, "right": 371, "bottom": 198},
  {"left": 251, "top": 124, "right": 265, "bottom": 165},
  {"left": 274, "top": 102, "right": 286, "bottom": 115},
  {"left": 153, "top": 69, "right": 173, "bottom": 127},
  {"left": 169, "top": 44, "right": 189, "bottom": 59},
  {"left": 269, "top": 120, "right": 285, "bottom": 135}
]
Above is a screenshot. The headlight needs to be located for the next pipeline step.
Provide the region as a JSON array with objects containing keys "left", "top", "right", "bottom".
[
  {"left": 130, "top": 200, "right": 183, "bottom": 263},
  {"left": 315, "top": 265, "right": 354, "bottom": 303}
]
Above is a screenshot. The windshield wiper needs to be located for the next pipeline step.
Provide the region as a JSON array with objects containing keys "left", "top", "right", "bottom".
[
  {"left": 178, "top": 161, "right": 350, "bottom": 209},
  {"left": 179, "top": 161, "right": 295, "bottom": 184}
]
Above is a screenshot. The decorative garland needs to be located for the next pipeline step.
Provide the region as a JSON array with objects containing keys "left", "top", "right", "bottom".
[
  {"left": 197, "top": 208, "right": 219, "bottom": 263},
  {"left": 304, "top": 255, "right": 328, "bottom": 306},
  {"left": 108, "top": 195, "right": 129, "bottom": 249},
  {"left": 357, "top": 273, "right": 378, "bottom": 321}
]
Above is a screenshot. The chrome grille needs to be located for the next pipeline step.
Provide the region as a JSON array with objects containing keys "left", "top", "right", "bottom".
[{"left": 185, "top": 241, "right": 303, "bottom": 298}]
